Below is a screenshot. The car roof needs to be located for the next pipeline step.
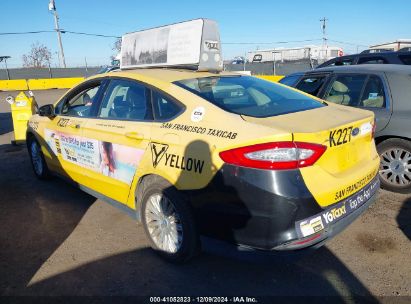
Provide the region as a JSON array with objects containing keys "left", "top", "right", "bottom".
[
  {"left": 103, "top": 68, "right": 239, "bottom": 83},
  {"left": 312, "top": 64, "right": 411, "bottom": 75},
  {"left": 282, "top": 72, "right": 305, "bottom": 77}
]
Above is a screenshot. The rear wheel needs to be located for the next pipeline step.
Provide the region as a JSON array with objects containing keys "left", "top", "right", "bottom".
[
  {"left": 28, "top": 137, "right": 50, "bottom": 179},
  {"left": 140, "top": 177, "right": 200, "bottom": 263},
  {"left": 377, "top": 138, "right": 411, "bottom": 193}
]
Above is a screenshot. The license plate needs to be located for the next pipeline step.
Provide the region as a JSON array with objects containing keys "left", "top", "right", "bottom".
[{"left": 296, "top": 176, "right": 380, "bottom": 238}]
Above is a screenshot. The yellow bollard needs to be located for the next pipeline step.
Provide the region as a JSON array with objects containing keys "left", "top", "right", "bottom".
[{"left": 9, "top": 91, "right": 37, "bottom": 144}]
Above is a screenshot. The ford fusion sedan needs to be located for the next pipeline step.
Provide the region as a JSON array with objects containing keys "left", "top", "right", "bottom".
[{"left": 27, "top": 68, "right": 380, "bottom": 262}]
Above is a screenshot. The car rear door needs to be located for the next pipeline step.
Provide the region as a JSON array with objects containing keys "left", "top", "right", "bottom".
[
  {"left": 322, "top": 72, "right": 391, "bottom": 132},
  {"left": 80, "top": 78, "right": 154, "bottom": 204}
]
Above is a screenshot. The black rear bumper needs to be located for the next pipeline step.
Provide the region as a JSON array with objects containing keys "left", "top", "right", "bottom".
[{"left": 186, "top": 164, "right": 379, "bottom": 251}]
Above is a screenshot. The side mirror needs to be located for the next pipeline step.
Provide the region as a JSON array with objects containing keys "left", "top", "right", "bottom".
[{"left": 39, "top": 104, "right": 55, "bottom": 118}]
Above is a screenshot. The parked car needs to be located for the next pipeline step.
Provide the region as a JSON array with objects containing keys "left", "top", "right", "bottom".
[
  {"left": 27, "top": 68, "right": 380, "bottom": 262},
  {"left": 317, "top": 51, "right": 411, "bottom": 68},
  {"left": 96, "top": 65, "right": 120, "bottom": 74},
  {"left": 231, "top": 56, "right": 245, "bottom": 64},
  {"left": 279, "top": 64, "right": 411, "bottom": 193}
]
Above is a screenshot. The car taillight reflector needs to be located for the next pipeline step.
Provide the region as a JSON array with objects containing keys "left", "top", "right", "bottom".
[{"left": 219, "top": 142, "right": 327, "bottom": 170}]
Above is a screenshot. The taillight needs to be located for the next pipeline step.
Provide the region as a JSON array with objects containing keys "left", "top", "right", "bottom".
[{"left": 219, "top": 142, "right": 327, "bottom": 170}]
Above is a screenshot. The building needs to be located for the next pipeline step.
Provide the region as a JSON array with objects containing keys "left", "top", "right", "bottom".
[
  {"left": 369, "top": 39, "right": 411, "bottom": 52},
  {"left": 247, "top": 45, "right": 343, "bottom": 64}
]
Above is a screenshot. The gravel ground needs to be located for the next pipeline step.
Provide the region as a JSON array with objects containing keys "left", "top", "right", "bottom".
[{"left": 0, "top": 90, "right": 410, "bottom": 302}]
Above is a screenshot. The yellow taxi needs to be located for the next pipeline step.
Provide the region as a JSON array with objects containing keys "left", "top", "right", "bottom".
[{"left": 26, "top": 19, "right": 380, "bottom": 262}]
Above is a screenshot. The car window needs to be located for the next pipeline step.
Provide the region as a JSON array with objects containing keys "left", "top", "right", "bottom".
[
  {"left": 279, "top": 74, "right": 302, "bottom": 86},
  {"left": 331, "top": 59, "right": 354, "bottom": 66},
  {"left": 359, "top": 76, "right": 386, "bottom": 108},
  {"left": 399, "top": 55, "right": 411, "bottom": 65},
  {"left": 98, "top": 79, "right": 153, "bottom": 121},
  {"left": 174, "top": 76, "right": 325, "bottom": 118},
  {"left": 61, "top": 85, "right": 101, "bottom": 117},
  {"left": 324, "top": 74, "right": 367, "bottom": 106},
  {"left": 357, "top": 57, "right": 387, "bottom": 64},
  {"left": 152, "top": 91, "right": 183, "bottom": 120},
  {"left": 295, "top": 76, "right": 327, "bottom": 96}
]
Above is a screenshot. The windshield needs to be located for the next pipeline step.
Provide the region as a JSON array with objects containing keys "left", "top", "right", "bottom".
[{"left": 174, "top": 76, "right": 325, "bottom": 118}]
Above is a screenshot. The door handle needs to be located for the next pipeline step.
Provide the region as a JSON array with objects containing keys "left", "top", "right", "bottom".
[
  {"left": 124, "top": 132, "right": 145, "bottom": 140},
  {"left": 69, "top": 123, "right": 81, "bottom": 129}
]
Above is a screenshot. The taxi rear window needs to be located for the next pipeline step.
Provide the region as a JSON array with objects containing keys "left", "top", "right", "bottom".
[{"left": 174, "top": 76, "right": 325, "bottom": 118}]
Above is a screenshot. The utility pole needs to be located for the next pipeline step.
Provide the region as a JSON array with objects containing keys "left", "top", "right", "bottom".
[
  {"left": 0, "top": 56, "right": 11, "bottom": 80},
  {"left": 84, "top": 57, "right": 88, "bottom": 76},
  {"left": 49, "top": 0, "right": 66, "bottom": 68},
  {"left": 320, "top": 17, "right": 328, "bottom": 62}
]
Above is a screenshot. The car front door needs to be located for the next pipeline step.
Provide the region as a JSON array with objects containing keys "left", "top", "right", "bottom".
[
  {"left": 80, "top": 78, "right": 153, "bottom": 204},
  {"left": 44, "top": 79, "right": 105, "bottom": 181}
]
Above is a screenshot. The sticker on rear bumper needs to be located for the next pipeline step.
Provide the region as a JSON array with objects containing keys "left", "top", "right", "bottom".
[
  {"left": 296, "top": 176, "right": 380, "bottom": 238},
  {"left": 299, "top": 216, "right": 325, "bottom": 238}
]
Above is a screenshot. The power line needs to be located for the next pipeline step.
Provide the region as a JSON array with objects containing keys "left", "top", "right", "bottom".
[
  {"left": 0, "top": 31, "right": 368, "bottom": 48},
  {"left": 0, "top": 30, "right": 120, "bottom": 38},
  {"left": 222, "top": 39, "right": 322, "bottom": 45},
  {"left": 0, "top": 30, "right": 55, "bottom": 35},
  {"left": 328, "top": 39, "right": 368, "bottom": 47},
  {"left": 63, "top": 30, "right": 120, "bottom": 39}
]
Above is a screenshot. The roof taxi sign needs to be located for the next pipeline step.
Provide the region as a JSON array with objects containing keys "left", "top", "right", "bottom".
[{"left": 120, "top": 19, "right": 223, "bottom": 71}]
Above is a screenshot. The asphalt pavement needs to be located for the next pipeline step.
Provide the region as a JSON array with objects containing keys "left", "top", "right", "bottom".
[{"left": 0, "top": 90, "right": 410, "bottom": 301}]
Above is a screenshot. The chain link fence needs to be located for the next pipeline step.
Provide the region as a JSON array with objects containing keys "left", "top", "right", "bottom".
[{"left": 0, "top": 67, "right": 101, "bottom": 80}]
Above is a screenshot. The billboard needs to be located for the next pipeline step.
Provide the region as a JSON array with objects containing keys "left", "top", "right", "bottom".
[{"left": 120, "top": 19, "right": 223, "bottom": 71}]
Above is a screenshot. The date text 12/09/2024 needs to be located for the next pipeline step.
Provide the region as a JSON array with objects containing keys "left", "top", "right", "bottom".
[{"left": 150, "top": 296, "right": 258, "bottom": 303}]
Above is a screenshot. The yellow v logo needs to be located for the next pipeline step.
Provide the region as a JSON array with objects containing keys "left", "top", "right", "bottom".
[{"left": 150, "top": 142, "right": 169, "bottom": 168}]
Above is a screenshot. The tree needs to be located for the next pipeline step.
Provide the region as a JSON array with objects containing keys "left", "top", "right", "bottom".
[
  {"left": 113, "top": 38, "right": 121, "bottom": 53},
  {"left": 110, "top": 38, "right": 122, "bottom": 63},
  {"left": 22, "top": 42, "right": 52, "bottom": 68}
]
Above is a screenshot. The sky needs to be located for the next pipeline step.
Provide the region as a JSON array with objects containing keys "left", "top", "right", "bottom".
[{"left": 1, "top": 0, "right": 410, "bottom": 68}]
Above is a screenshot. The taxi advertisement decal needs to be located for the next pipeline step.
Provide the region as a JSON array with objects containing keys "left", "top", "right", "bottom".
[
  {"left": 296, "top": 176, "right": 380, "bottom": 238},
  {"left": 45, "top": 129, "right": 144, "bottom": 184}
]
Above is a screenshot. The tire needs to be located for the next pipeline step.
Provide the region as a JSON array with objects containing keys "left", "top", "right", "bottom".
[
  {"left": 140, "top": 176, "right": 200, "bottom": 263},
  {"left": 377, "top": 138, "right": 411, "bottom": 194},
  {"left": 28, "top": 137, "right": 50, "bottom": 180}
]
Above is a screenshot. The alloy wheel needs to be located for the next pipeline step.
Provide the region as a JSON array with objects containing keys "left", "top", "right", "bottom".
[
  {"left": 30, "top": 141, "right": 43, "bottom": 176},
  {"left": 144, "top": 193, "right": 183, "bottom": 253},
  {"left": 379, "top": 148, "right": 411, "bottom": 186}
]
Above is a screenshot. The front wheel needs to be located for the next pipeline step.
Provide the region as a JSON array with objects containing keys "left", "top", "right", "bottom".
[
  {"left": 140, "top": 177, "right": 200, "bottom": 263},
  {"left": 377, "top": 138, "right": 411, "bottom": 194},
  {"left": 28, "top": 137, "right": 50, "bottom": 179}
]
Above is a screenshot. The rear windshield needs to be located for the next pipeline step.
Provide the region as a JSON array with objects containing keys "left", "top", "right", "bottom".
[{"left": 174, "top": 76, "right": 325, "bottom": 118}]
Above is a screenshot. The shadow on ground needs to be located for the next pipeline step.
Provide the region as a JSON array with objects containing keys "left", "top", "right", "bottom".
[
  {"left": 0, "top": 143, "right": 96, "bottom": 295},
  {"left": 24, "top": 246, "right": 377, "bottom": 301},
  {"left": 397, "top": 197, "right": 411, "bottom": 241},
  {"left": 0, "top": 113, "right": 13, "bottom": 135}
]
